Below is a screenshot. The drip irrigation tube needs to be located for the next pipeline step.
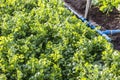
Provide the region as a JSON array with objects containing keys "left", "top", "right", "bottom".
[
  {"left": 102, "top": 30, "right": 120, "bottom": 35},
  {"left": 64, "top": 3, "right": 112, "bottom": 41}
]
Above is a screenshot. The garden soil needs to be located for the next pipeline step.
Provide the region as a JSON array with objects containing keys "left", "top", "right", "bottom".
[{"left": 64, "top": 0, "right": 120, "bottom": 50}]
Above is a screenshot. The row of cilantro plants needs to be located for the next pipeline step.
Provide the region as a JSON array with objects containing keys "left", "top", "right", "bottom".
[
  {"left": 93, "top": 0, "right": 120, "bottom": 14},
  {"left": 0, "top": 0, "right": 120, "bottom": 80}
]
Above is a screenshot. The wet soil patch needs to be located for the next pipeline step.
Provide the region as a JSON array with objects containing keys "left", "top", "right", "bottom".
[{"left": 64, "top": 0, "right": 120, "bottom": 50}]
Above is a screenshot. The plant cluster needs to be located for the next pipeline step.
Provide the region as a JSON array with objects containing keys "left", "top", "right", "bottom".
[
  {"left": 93, "top": 0, "right": 120, "bottom": 13},
  {"left": 0, "top": 0, "right": 120, "bottom": 80}
]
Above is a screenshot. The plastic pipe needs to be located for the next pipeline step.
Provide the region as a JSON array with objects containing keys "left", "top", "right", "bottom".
[
  {"left": 65, "top": 3, "right": 111, "bottom": 42},
  {"left": 102, "top": 30, "right": 120, "bottom": 35}
]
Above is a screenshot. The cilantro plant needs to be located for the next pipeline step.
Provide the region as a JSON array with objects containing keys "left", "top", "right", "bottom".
[
  {"left": 0, "top": 0, "right": 120, "bottom": 80},
  {"left": 93, "top": 0, "right": 120, "bottom": 13}
]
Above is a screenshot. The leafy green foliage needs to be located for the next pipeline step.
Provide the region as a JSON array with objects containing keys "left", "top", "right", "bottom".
[
  {"left": 0, "top": 0, "right": 120, "bottom": 80},
  {"left": 93, "top": 0, "right": 120, "bottom": 14}
]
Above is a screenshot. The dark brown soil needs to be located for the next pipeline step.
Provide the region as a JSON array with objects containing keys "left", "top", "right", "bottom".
[{"left": 64, "top": 0, "right": 120, "bottom": 50}]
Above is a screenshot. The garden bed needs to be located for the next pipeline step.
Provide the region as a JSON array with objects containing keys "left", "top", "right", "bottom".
[{"left": 64, "top": 0, "right": 120, "bottom": 50}]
